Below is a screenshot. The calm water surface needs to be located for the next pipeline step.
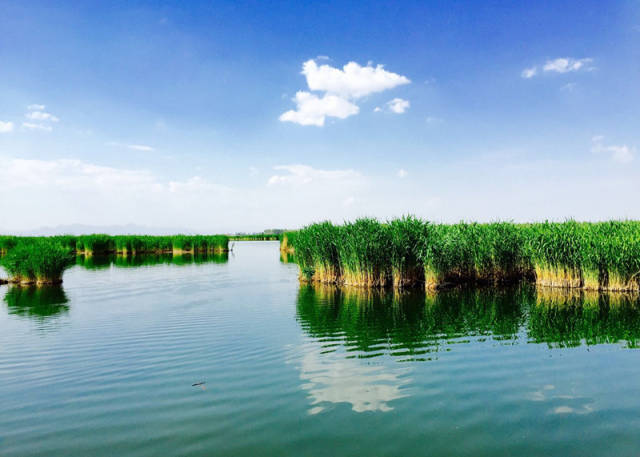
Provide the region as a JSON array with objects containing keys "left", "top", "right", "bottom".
[{"left": 2, "top": 241, "right": 640, "bottom": 456}]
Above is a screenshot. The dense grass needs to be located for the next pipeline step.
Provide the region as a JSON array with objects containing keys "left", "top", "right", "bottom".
[
  {"left": 230, "top": 234, "right": 280, "bottom": 241},
  {"left": 0, "top": 234, "right": 230, "bottom": 284},
  {"left": 0, "top": 239, "right": 74, "bottom": 284},
  {"left": 292, "top": 218, "right": 640, "bottom": 292}
]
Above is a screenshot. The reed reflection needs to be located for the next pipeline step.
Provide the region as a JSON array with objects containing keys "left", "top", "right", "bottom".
[
  {"left": 3, "top": 285, "right": 69, "bottom": 319},
  {"left": 75, "top": 252, "right": 229, "bottom": 269}
]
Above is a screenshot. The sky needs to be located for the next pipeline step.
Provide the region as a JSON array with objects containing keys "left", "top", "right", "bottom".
[{"left": 1, "top": 0, "right": 639, "bottom": 233}]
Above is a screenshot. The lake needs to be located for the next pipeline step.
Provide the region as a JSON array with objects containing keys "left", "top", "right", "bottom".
[{"left": 1, "top": 241, "right": 640, "bottom": 456}]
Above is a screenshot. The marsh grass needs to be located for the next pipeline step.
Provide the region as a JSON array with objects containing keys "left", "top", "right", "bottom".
[
  {"left": 0, "top": 239, "right": 74, "bottom": 285},
  {"left": 279, "top": 231, "right": 298, "bottom": 254},
  {"left": 293, "top": 218, "right": 640, "bottom": 292}
]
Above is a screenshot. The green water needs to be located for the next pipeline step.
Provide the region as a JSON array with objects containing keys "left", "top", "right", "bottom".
[{"left": 1, "top": 241, "right": 640, "bottom": 456}]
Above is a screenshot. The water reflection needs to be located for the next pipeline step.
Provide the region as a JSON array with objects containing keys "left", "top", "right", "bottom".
[
  {"left": 3, "top": 285, "right": 69, "bottom": 319},
  {"left": 529, "top": 288, "right": 640, "bottom": 348},
  {"left": 296, "top": 284, "right": 640, "bottom": 413},
  {"left": 75, "top": 252, "right": 229, "bottom": 269}
]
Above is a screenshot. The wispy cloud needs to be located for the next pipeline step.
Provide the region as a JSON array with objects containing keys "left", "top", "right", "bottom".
[
  {"left": 107, "top": 142, "right": 155, "bottom": 152},
  {"left": 26, "top": 110, "right": 59, "bottom": 122},
  {"left": 592, "top": 136, "right": 635, "bottom": 164},
  {"left": 521, "top": 66, "right": 537, "bottom": 79},
  {"left": 23, "top": 104, "right": 59, "bottom": 132},
  {"left": 267, "top": 164, "right": 361, "bottom": 186},
  {"left": 522, "top": 58, "right": 594, "bottom": 79},
  {"left": 0, "top": 121, "right": 14, "bottom": 133},
  {"left": 397, "top": 169, "right": 408, "bottom": 178},
  {"left": 22, "top": 122, "right": 53, "bottom": 132},
  {"left": 544, "top": 57, "right": 594, "bottom": 73},
  {"left": 280, "top": 58, "right": 410, "bottom": 126}
]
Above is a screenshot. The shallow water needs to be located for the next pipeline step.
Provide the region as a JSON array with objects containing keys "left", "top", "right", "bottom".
[{"left": 1, "top": 241, "right": 640, "bottom": 456}]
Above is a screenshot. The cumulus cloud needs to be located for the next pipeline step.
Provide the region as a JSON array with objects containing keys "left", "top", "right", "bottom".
[
  {"left": 301, "top": 59, "right": 410, "bottom": 99},
  {"left": 522, "top": 58, "right": 594, "bottom": 79},
  {"left": 0, "top": 121, "right": 14, "bottom": 133},
  {"left": 591, "top": 136, "right": 635, "bottom": 164},
  {"left": 279, "top": 91, "right": 359, "bottom": 126},
  {"left": 281, "top": 58, "right": 410, "bottom": 126},
  {"left": 387, "top": 98, "right": 410, "bottom": 114}
]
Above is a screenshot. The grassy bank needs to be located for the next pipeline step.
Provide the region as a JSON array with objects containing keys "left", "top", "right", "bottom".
[{"left": 290, "top": 218, "right": 640, "bottom": 292}]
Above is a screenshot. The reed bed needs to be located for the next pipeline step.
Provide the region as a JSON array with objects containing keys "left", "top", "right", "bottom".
[
  {"left": 0, "top": 234, "right": 229, "bottom": 284},
  {"left": 0, "top": 239, "right": 74, "bottom": 285},
  {"left": 292, "top": 218, "right": 640, "bottom": 292}
]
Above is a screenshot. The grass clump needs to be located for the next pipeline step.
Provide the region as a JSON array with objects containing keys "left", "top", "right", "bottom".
[
  {"left": 0, "top": 239, "right": 74, "bottom": 285},
  {"left": 294, "top": 222, "right": 341, "bottom": 283}
]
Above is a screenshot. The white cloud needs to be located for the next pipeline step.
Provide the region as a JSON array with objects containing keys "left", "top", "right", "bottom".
[
  {"left": 127, "top": 144, "right": 154, "bottom": 152},
  {"left": 425, "top": 116, "right": 443, "bottom": 125},
  {"left": 0, "top": 121, "right": 14, "bottom": 133},
  {"left": 591, "top": 136, "right": 635, "bottom": 164},
  {"left": 397, "top": 169, "right": 408, "bottom": 178},
  {"left": 301, "top": 59, "right": 410, "bottom": 99},
  {"left": 560, "top": 82, "right": 576, "bottom": 92},
  {"left": 26, "top": 110, "right": 60, "bottom": 122},
  {"left": 543, "top": 57, "right": 594, "bottom": 73},
  {"left": 281, "top": 58, "right": 410, "bottom": 126},
  {"left": 279, "top": 91, "right": 359, "bottom": 126},
  {"left": 22, "top": 122, "right": 52, "bottom": 132},
  {"left": 299, "top": 349, "right": 410, "bottom": 414},
  {"left": 522, "top": 58, "right": 594, "bottom": 79},
  {"left": 23, "top": 105, "right": 59, "bottom": 131},
  {"left": 107, "top": 142, "right": 155, "bottom": 152},
  {"left": 267, "top": 164, "right": 361, "bottom": 186},
  {"left": 387, "top": 98, "right": 410, "bottom": 114},
  {"left": 373, "top": 106, "right": 382, "bottom": 112}
]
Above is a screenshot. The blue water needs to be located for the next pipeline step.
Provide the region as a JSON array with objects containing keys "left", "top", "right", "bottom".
[{"left": 1, "top": 241, "right": 640, "bottom": 456}]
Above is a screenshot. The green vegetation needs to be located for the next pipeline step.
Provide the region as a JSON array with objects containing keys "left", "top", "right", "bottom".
[
  {"left": 279, "top": 231, "right": 298, "bottom": 254},
  {"left": 0, "top": 234, "right": 230, "bottom": 284},
  {"left": 292, "top": 218, "right": 640, "bottom": 292},
  {"left": 4, "top": 285, "right": 69, "bottom": 319},
  {"left": 0, "top": 239, "right": 74, "bottom": 284},
  {"left": 230, "top": 234, "right": 280, "bottom": 241},
  {"left": 297, "top": 284, "right": 640, "bottom": 354}
]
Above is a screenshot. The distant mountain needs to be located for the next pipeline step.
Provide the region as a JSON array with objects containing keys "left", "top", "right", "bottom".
[{"left": 2, "top": 224, "right": 198, "bottom": 236}]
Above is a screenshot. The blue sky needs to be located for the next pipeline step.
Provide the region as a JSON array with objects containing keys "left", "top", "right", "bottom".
[{"left": 1, "top": 1, "right": 639, "bottom": 232}]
